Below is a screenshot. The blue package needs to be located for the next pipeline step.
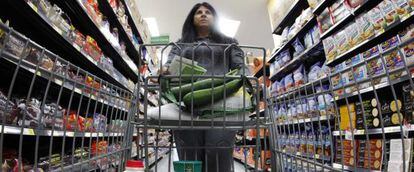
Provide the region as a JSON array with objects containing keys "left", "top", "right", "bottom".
[{"left": 292, "top": 38, "right": 305, "bottom": 56}]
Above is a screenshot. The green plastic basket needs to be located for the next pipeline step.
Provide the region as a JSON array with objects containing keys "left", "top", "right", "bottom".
[{"left": 173, "top": 161, "right": 202, "bottom": 172}]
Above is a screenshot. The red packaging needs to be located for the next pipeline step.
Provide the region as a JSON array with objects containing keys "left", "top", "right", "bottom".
[
  {"left": 345, "top": 0, "right": 364, "bottom": 8},
  {"left": 91, "top": 140, "right": 108, "bottom": 155},
  {"left": 84, "top": 36, "right": 102, "bottom": 62}
]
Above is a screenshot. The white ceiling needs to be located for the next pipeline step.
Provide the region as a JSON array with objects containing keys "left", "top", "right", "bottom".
[{"left": 135, "top": 0, "right": 275, "bottom": 51}]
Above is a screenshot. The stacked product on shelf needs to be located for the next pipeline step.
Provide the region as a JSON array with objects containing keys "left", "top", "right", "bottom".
[{"left": 25, "top": 0, "right": 135, "bottom": 90}]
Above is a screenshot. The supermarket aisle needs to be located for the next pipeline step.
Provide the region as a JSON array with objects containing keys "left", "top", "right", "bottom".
[{"left": 151, "top": 148, "right": 248, "bottom": 171}]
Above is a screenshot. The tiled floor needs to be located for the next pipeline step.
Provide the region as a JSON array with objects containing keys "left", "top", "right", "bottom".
[{"left": 150, "top": 148, "right": 250, "bottom": 172}]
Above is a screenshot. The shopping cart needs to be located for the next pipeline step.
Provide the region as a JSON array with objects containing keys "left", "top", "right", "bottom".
[{"left": 133, "top": 42, "right": 275, "bottom": 172}]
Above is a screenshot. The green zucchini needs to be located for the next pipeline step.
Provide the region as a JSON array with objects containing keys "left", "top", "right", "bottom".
[
  {"left": 183, "top": 79, "right": 243, "bottom": 108},
  {"left": 170, "top": 69, "right": 239, "bottom": 100}
]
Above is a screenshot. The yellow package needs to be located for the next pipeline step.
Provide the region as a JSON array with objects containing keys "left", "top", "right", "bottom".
[{"left": 340, "top": 103, "right": 356, "bottom": 130}]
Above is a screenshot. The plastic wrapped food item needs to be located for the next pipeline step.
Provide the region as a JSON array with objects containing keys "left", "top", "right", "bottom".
[
  {"left": 284, "top": 74, "right": 294, "bottom": 91},
  {"left": 402, "top": 42, "right": 414, "bottom": 65},
  {"left": 42, "top": 103, "right": 65, "bottom": 130},
  {"left": 341, "top": 70, "right": 354, "bottom": 86},
  {"left": 293, "top": 65, "right": 306, "bottom": 87},
  {"left": 319, "top": 63, "right": 331, "bottom": 78},
  {"left": 301, "top": 8, "right": 314, "bottom": 24},
  {"left": 0, "top": 91, "right": 15, "bottom": 124},
  {"left": 308, "top": 62, "right": 322, "bottom": 82},
  {"left": 356, "top": 14, "right": 375, "bottom": 40},
  {"left": 308, "top": 0, "right": 322, "bottom": 9},
  {"left": 399, "top": 24, "right": 414, "bottom": 42},
  {"left": 381, "top": 36, "right": 400, "bottom": 51},
  {"left": 292, "top": 38, "right": 305, "bottom": 56},
  {"left": 318, "top": 94, "right": 333, "bottom": 110},
  {"left": 318, "top": 8, "right": 334, "bottom": 33},
  {"left": 304, "top": 32, "right": 314, "bottom": 49},
  {"left": 335, "top": 29, "right": 351, "bottom": 54},
  {"left": 5, "top": 35, "right": 25, "bottom": 56},
  {"left": 280, "top": 50, "right": 291, "bottom": 65},
  {"left": 392, "top": 0, "right": 413, "bottom": 19},
  {"left": 379, "top": 0, "right": 399, "bottom": 27},
  {"left": 331, "top": 74, "right": 342, "bottom": 88},
  {"left": 84, "top": 36, "right": 102, "bottom": 62},
  {"left": 311, "top": 25, "right": 321, "bottom": 43},
  {"left": 323, "top": 37, "right": 338, "bottom": 62},
  {"left": 93, "top": 113, "right": 107, "bottom": 132},
  {"left": 278, "top": 78, "right": 286, "bottom": 93},
  {"left": 15, "top": 98, "right": 42, "bottom": 127},
  {"left": 384, "top": 50, "right": 404, "bottom": 70},
  {"left": 368, "top": 6, "right": 387, "bottom": 34}
]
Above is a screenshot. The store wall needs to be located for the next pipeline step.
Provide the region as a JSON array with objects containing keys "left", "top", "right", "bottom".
[{"left": 135, "top": 0, "right": 275, "bottom": 51}]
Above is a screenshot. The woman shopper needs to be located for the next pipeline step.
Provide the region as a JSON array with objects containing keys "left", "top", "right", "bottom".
[{"left": 162, "top": 2, "right": 249, "bottom": 172}]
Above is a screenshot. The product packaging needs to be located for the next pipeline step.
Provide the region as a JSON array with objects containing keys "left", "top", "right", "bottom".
[
  {"left": 304, "top": 31, "right": 314, "bottom": 49},
  {"left": 381, "top": 36, "right": 400, "bottom": 51},
  {"left": 379, "top": 0, "right": 400, "bottom": 27},
  {"left": 93, "top": 113, "right": 107, "bottom": 132},
  {"left": 345, "top": 22, "right": 362, "bottom": 47},
  {"left": 363, "top": 45, "right": 380, "bottom": 59},
  {"left": 293, "top": 65, "right": 306, "bottom": 87},
  {"left": 402, "top": 42, "right": 414, "bottom": 65},
  {"left": 292, "top": 38, "right": 305, "bottom": 56},
  {"left": 335, "top": 29, "right": 351, "bottom": 54},
  {"left": 5, "top": 35, "right": 25, "bottom": 56},
  {"left": 284, "top": 74, "right": 294, "bottom": 91},
  {"left": 330, "top": 1, "right": 352, "bottom": 23},
  {"left": 323, "top": 36, "right": 338, "bottom": 62},
  {"left": 367, "top": 58, "right": 385, "bottom": 76},
  {"left": 308, "top": 62, "right": 322, "bottom": 81},
  {"left": 356, "top": 14, "right": 375, "bottom": 40},
  {"left": 353, "top": 65, "right": 368, "bottom": 82},
  {"left": 312, "top": 25, "right": 321, "bottom": 43},
  {"left": 339, "top": 103, "right": 356, "bottom": 130},
  {"left": 345, "top": 0, "right": 364, "bottom": 9},
  {"left": 384, "top": 50, "right": 404, "bottom": 70},
  {"left": 392, "top": 0, "right": 413, "bottom": 20},
  {"left": 368, "top": 6, "right": 387, "bottom": 34},
  {"left": 399, "top": 24, "right": 414, "bottom": 42},
  {"left": 280, "top": 50, "right": 292, "bottom": 65},
  {"left": 318, "top": 8, "right": 334, "bottom": 33},
  {"left": 281, "top": 26, "right": 290, "bottom": 43}
]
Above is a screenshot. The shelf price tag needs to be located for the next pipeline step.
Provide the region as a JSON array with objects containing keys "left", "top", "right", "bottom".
[
  {"left": 27, "top": 129, "right": 35, "bottom": 135},
  {"left": 345, "top": 130, "right": 353, "bottom": 140}
]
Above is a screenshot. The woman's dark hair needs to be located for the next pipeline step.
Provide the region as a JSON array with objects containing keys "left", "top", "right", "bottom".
[{"left": 181, "top": 2, "right": 228, "bottom": 43}]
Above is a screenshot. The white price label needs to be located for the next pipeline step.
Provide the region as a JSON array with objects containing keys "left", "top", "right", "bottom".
[{"left": 345, "top": 130, "right": 353, "bottom": 140}]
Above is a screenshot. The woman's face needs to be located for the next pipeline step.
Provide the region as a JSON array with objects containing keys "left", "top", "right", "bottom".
[{"left": 193, "top": 6, "right": 214, "bottom": 29}]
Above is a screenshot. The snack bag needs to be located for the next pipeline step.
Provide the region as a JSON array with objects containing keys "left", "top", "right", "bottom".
[
  {"left": 391, "top": 0, "right": 412, "bottom": 20},
  {"left": 367, "top": 6, "right": 386, "bottom": 34},
  {"left": 292, "top": 38, "right": 305, "bottom": 56},
  {"left": 284, "top": 74, "right": 294, "bottom": 91},
  {"left": 293, "top": 65, "right": 306, "bottom": 87},
  {"left": 323, "top": 36, "right": 338, "bottom": 62},
  {"left": 281, "top": 50, "right": 291, "bottom": 65},
  {"left": 304, "top": 32, "right": 314, "bottom": 49},
  {"left": 308, "top": 62, "right": 322, "bottom": 82},
  {"left": 379, "top": 0, "right": 400, "bottom": 27}
]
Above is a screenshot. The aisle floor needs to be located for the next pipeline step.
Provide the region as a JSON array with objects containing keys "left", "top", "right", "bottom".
[{"left": 150, "top": 148, "right": 250, "bottom": 172}]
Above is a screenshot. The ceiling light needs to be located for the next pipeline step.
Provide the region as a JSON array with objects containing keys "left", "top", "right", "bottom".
[
  {"left": 144, "top": 17, "right": 160, "bottom": 37},
  {"left": 219, "top": 17, "right": 240, "bottom": 37}
]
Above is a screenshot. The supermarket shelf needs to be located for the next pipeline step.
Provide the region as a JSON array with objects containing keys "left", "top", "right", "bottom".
[
  {"left": 148, "top": 150, "right": 171, "bottom": 168},
  {"left": 332, "top": 163, "right": 381, "bottom": 172},
  {"left": 1, "top": 51, "right": 129, "bottom": 112},
  {"left": 326, "top": 13, "right": 414, "bottom": 66},
  {"left": 332, "top": 68, "right": 413, "bottom": 101},
  {"left": 119, "top": 0, "right": 143, "bottom": 44},
  {"left": 276, "top": 115, "right": 331, "bottom": 125},
  {"left": 0, "top": 124, "right": 125, "bottom": 137},
  {"left": 269, "top": 41, "right": 322, "bottom": 81},
  {"left": 319, "top": 0, "right": 383, "bottom": 40},
  {"left": 332, "top": 126, "right": 412, "bottom": 136},
  {"left": 273, "top": 0, "right": 309, "bottom": 35},
  {"left": 22, "top": 1, "right": 133, "bottom": 92},
  {"left": 270, "top": 77, "right": 329, "bottom": 102},
  {"left": 98, "top": 0, "right": 141, "bottom": 65},
  {"left": 253, "top": 64, "right": 269, "bottom": 78},
  {"left": 268, "top": 17, "right": 317, "bottom": 64},
  {"left": 285, "top": 152, "right": 331, "bottom": 161},
  {"left": 53, "top": 0, "right": 139, "bottom": 81}
]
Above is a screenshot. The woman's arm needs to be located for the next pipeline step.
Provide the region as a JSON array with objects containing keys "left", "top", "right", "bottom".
[{"left": 228, "top": 38, "right": 251, "bottom": 76}]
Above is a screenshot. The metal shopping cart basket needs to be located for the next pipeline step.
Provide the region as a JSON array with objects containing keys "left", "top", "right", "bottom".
[{"left": 133, "top": 42, "right": 276, "bottom": 172}]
